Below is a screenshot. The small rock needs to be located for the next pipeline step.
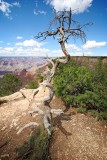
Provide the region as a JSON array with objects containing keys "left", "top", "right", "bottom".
[
  {"left": 1, "top": 126, "right": 7, "bottom": 131},
  {"left": 86, "top": 127, "right": 90, "bottom": 130},
  {"left": 1, "top": 154, "right": 9, "bottom": 159}
]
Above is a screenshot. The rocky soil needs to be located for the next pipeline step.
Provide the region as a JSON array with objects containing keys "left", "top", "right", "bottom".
[{"left": 0, "top": 91, "right": 107, "bottom": 160}]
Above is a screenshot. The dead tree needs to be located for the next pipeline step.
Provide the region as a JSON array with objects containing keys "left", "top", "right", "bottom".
[
  {"left": 31, "top": 9, "right": 92, "bottom": 135},
  {"left": 17, "top": 9, "right": 91, "bottom": 136},
  {"left": 32, "top": 9, "right": 92, "bottom": 135}
]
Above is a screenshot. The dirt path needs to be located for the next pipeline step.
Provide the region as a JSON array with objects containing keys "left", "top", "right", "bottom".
[{"left": 0, "top": 96, "right": 107, "bottom": 160}]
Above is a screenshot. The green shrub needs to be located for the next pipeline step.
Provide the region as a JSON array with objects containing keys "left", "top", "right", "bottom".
[
  {"left": 35, "top": 74, "right": 44, "bottom": 82},
  {"left": 88, "top": 109, "right": 99, "bottom": 118},
  {"left": 88, "top": 110, "right": 107, "bottom": 122},
  {"left": 16, "top": 126, "right": 51, "bottom": 160},
  {"left": 77, "top": 107, "right": 86, "bottom": 113},
  {"left": 53, "top": 58, "right": 107, "bottom": 121},
  {"left": 92, "top": 58, "right": 107, "bottom": 112},
  {"left": 0, "top": 74, "right": 22, "bottom": 97},
  {"left": 54, "top": 60, "right": 93, "bottom": 107},
  {"left": 97, "top": 111, "right": 107, "bottom": 121},
  {"left": 27, "top": 80, "right": 38, "bottom": 89}
]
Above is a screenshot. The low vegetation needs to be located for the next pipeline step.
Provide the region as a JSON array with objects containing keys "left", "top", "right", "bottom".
[
  {"left": 54, "top": 58, "right": 107, "bottom": 121},
  {"left": 27, "top": 80, "right": 38, "bottom": 89},
  {"left": 0, "top": 74, "right": 22, "bottom": 97},
  {"left": 16, "top": 126, "right": 51, "bottom": 160},
  {"left": 26, "top": 74, "right": 43, "bottom": 89},
  {"left": 35, "top": 74, "right": 44, "bottom": 83}
]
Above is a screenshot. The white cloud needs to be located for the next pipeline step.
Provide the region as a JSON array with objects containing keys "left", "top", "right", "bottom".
[
  {"left": 16, "top": 36, "right": 23, "bottom": 40},
  {"left": 0, "top": 0, "right": 12, "bottom": 17},
  {"left": 0, "top": 47, "right": 14, "bottom": 55},
  {"left": 34, "top": 9, "right": 47, "bottom": 15},
  {"left": 12, "top": 2, "right": 21, "bottom": 7},
  {"left": 73, "top": 51, "right": 93, "bottom": 56},
  {"left": 45, "top": 0, "right": 93, "bottom": 13},
  {"left": 0, "top": 38, "right": 94, "bottom": 57},
  {"left": 38, "top": 10, "right": 47, "bottom": 15},
  {"left": 34, "top": 10, "right": 38, "bottom": 15},
  {"left": 0, "top": 0, "right": 20, "bottom": 18},
  {"left": 0, "top": 44, "right": 93, "bottom": 57},
  {"left": 0, "top": 39, "right": 63, "bottom": 57},
  {"left": 7, "top": 43, "right": 11, "bottom": 45},
  {"left": 82, "top": 40, "right": 107, "bottom": 49},
  {"left": 15, "top": 39, "right": 43, "bottom": 48},
  {"left": 65, "top": 43, "right": 81, "bottom": 51},
  {"left": 34, "top": 0, "right": 47, "bottom": 16},
  {"left": 4, "top": 47, "right": 14, "bottom": 52}
]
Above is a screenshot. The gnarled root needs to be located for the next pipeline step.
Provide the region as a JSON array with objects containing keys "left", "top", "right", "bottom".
[{"left": 17, "top": 122, "right": 39, "bottom": 135}]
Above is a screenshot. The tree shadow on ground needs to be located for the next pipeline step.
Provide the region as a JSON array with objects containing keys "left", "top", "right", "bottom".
[{"left": 52, "top": 112, "right": 72, "bottom": 138}]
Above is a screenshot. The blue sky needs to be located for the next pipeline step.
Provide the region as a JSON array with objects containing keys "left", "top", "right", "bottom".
[{"left": 0, "top": 0, "right": 107, "bottom": 57}]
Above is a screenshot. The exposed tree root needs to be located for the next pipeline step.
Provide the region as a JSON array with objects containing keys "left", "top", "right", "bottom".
[{"left": 17, "top": 122, "right": 39, "bottom": 135}]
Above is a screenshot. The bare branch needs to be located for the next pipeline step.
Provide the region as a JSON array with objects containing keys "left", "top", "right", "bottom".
[
  {"left": 35, "top": 29, "right": 59, "bottom": 41},
  {"left": 35, "top": 8, "right": 92, "bottom": 44}
]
